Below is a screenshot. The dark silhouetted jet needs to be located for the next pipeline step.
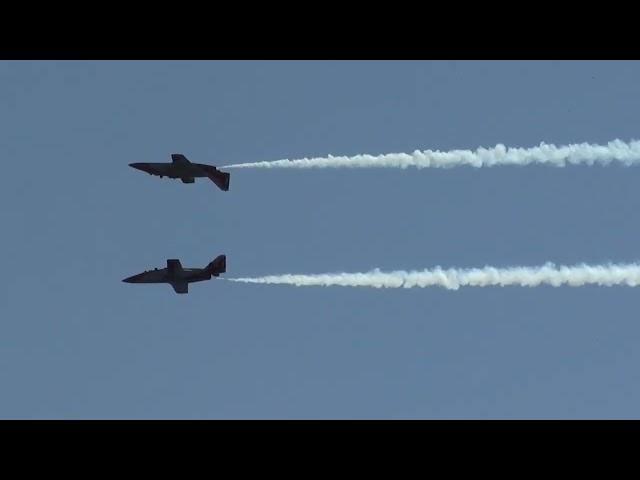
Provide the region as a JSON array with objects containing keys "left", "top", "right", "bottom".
[
  {"left": 129, "top": 154, "right": 230, "bottom": 191},
  {"left": 123, "top": 255, "right": 226, "bottom": 294}
]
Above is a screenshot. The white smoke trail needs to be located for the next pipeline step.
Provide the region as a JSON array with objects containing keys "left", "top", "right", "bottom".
[
  {"left": 222, "top": 139, "right": 640, "bottom": 169},
  {"left": 227, "top": 262, "right": 640, "bottom": 289}
]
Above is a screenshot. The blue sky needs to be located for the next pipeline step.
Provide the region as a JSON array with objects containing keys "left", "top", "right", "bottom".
[{"left": 1, "top": 60, "right": 639, "bottom": 418}]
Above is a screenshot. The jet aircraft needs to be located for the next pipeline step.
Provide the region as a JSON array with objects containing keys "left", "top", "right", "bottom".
[
  {"left": 123, "top": 254, "right": 226, "bottom": 294},
  {"left": 129, "top": 154, "right": 230, "bottom": 191}
]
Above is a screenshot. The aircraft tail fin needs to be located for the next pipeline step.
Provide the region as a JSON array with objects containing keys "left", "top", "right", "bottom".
[
  {"left": 206, "top": 255, "right": 226, "bottom": 276},
  {"left": 208, "top": 170, "right": 230, "bottom": 191},
  {"left": 195, "top": 164, "right": 230, "bottom": 191}
]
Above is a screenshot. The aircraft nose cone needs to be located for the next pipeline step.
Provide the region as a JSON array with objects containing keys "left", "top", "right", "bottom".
[
  {"left": 123, "top": 271, "right": 152, "bottom": 284},
  {"left": 123, "top": 272, "right": 143, "bottom": 283},
  {"left": 129, "top": 163, "right": 155, "bottom": 174},
  {"left": 129, "top": 163, "right": 145, "bottom": 171}
]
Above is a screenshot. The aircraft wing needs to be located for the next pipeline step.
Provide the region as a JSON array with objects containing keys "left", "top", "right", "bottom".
[
  {"left": 167, "top": 259, "right": 183, "bottom": 276},
  {"left": 171, "top": 281, "right": 188, "bottom": 294},
  {"left": 171, "top": 154, "right": 190, "bottom": 165}
]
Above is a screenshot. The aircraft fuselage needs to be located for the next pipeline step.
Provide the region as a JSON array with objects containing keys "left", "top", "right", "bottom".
[
  {"left": 123, "top": 267, "right": 212, "bottom": 284},
  {"left": 129, "top": 162, "right": 213, "bottom": 179},
  {"left": 129, "top": 154, "right": 230, "bottom": 190},
  {"left": 123, "top": 255, "right": 226, "bottom": 294}
]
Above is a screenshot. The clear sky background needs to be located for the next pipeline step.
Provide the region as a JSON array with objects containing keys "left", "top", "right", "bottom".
[{"left": 1, "top": 60, "right": 639, "bottom": 419}]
